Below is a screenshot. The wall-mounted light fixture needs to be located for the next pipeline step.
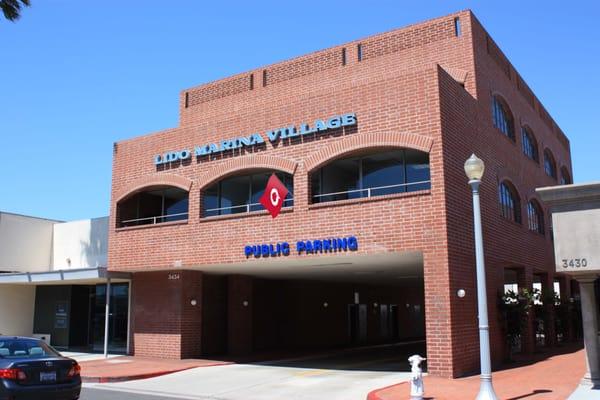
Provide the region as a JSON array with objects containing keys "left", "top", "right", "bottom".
[
  {"left": 242, "top": 301, "right": 249, "bottom": 307},
  {"left": 323, "top": 302, "right": 328, "bottom": 308},
  {"left": 457, "top": 289, "right": 466, "bottom": 298},
  {"left": 190, "top": 299, "right": 197, "bottom": 306}
]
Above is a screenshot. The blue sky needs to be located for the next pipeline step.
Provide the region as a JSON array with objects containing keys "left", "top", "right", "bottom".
[{"left": 1, "top": 1, "right": 598, "bottom": 221}]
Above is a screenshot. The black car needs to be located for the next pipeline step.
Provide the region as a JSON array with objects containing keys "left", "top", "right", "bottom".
[{"left": 0, "top": 336, "right": 81, "bottom": 400}]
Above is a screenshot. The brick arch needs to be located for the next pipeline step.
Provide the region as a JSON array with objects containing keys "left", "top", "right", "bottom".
[
  {"left": 115, "top": 173, "right": 193, "bottom": 203},
  {"left": 304, "top": 131, "right": 434, "bottom": 172},
  {"left": 496, "top": 175, "right": 523, "bottom": 199},
  {"left": 197, "top": 154, "right": 298, "bottom": 189}
]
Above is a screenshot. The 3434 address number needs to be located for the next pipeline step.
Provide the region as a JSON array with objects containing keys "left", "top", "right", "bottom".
[{"left": 561, "top": 259, "right": 588, "bottom": 268}]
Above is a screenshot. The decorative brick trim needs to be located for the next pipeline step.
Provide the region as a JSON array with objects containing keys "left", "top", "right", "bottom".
[
  {"left": 197, "top": 155, "right": 298, "bottom": 189},
  {"left": 441, "top": 66, "right": 469, "bottom": 85},
  {"left": 304, "top": 131, "right": 434, "bottom": 172},
  {"left": 115, "top": 173, "right": 193, "bottom": 203}
]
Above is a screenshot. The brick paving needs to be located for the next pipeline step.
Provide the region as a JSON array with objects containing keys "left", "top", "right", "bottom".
[
  {"left": 368, "top": 345, "right": 585, "bottom": 400},
  {"left": 79, "top": 356, "right": 231, "bottom": 383}
]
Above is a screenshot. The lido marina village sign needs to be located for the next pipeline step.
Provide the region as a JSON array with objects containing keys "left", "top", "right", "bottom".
[{"left": 154, "top": 113, "right": 357, "bottom": 166}]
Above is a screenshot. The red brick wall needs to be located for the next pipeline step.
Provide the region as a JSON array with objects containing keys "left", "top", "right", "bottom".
[
  {"left": 130, "top": 270, "right": 202, "bottom": 358},
  {"left": 109, "top": 10, "right": 572, "bottom": 377}
]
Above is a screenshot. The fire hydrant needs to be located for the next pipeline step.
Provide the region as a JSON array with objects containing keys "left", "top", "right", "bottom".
[{"left": 408, "top": 354, "right": 426, "bottom": 400}]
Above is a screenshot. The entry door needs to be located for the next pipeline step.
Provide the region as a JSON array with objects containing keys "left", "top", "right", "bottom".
[
  {"left": 348, "top": 304, "right": 368, "bottom": 344},
  {"left": 92, "top": 283, "right": 129, "bottom": 353},
  {"left": 389, "top": 304, "right": 399, "bottom": 340}
]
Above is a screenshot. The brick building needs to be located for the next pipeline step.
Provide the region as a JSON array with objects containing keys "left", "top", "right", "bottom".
[{"left": 108, "top": 10, "right": 574, "bottom": 377}]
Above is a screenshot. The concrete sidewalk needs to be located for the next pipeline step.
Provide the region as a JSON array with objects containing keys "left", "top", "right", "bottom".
[
  {"left": 368, "top": 344, "right": 585, "bottom": 400},
  {"left": 79, "top": 356, "right": 232, "bottom": 383}
]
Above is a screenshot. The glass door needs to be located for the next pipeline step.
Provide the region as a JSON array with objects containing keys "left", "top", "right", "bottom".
[{"left": 92, "top": 282, "right": 129, "bottom": 353}]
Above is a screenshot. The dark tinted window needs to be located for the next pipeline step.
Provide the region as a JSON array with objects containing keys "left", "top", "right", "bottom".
[
  {"left": 492, "top": 96, "right": 515, "bottom": 140},
  {"left": 544, "top": 150, "right": 557, "bottom": 179},
  {"left": 203, "top": 171, "right": 293, "bottom": 217},
  {"left": 117, "top": 186, "right": 188, "bottom": 227},
  {"left": 311, "top": 149, "right": 430, "bottom": 203},
  {"left": 560, "top": 167, "right": 572, "bottom": 185},
  {"left": 521, "top": 127, "right": 538, "bottom": 162},
  {"left": 499, "top": 182, "right": 521, "bottom": 223},
  {"left": 527, "top": 201, "right": 544, "bottom": 234},
  {"left": 0, "top": 339, "right": 60, "bottom": 359}
]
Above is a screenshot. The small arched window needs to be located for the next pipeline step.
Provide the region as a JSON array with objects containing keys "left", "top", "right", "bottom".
[
  {"left": 498, "top": 181, "right": 521, "bottom": 223},
  {"left": 521, "top": 126, "right": 539, "bottom": 162},
  {"left": 560, "top": 167, "right": 572, "bottom": 185},
  {"left": 492, "top": 95, "right": 515, "bottom": 140},
  {"left": 527, "top": 200, "right": 544, "bottom": 234},
  {"left": 117, "top": 186, "right": 189, "bottom": 227},
  {"left": 544, "top": 149, "right": 557, "bottom": 179}
]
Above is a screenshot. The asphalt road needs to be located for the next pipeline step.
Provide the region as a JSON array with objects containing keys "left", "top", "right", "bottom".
[
  {"left": 81, "top": 387, "right": 185, "bottom": 400},
  {"left": 80, "top": 341, "right": 425, "bottom": 400}
]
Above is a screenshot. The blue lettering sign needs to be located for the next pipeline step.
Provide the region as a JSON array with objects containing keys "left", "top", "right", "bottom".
[
  {"left": 155, "top": 113, "right": 357, "bottom": 165},
  {"left": 262, "top": 236, "right": 359, "bottom": 256}
]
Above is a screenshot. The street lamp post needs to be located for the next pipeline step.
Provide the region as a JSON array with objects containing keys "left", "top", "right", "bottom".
[{"left": 464, "top": 154, "right": 499, "bottom": 400}]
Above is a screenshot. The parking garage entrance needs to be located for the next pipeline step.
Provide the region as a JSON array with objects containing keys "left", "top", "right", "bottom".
[{"left": 195, "top": 252, "right": 426, "bottom": 366}]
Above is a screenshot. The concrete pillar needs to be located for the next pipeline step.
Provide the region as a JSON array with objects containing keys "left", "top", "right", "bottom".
[{"left": 576, "top": 276, "right": 600, "bottom": 386}]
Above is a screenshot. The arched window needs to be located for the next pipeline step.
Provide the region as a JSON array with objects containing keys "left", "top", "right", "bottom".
[
  {"left": 544, "top": 149, "right": 557, "bottom": 179},
  {"left": 527, "top": 200, "right": 544, "bottom": 234},
  {"left": 498, "top": 181, "right": 521, "bottom": 223},
  {"left": 560, "top": 167, "right": 572, "bottom": 185},
  {"left": 492, "top": 95, "right": 515, "bottom": 140},
  {"left": 310, "top": 149, "right": 431, "bottom": 204},
  {"left": 202, "top": 170, "right": 293, "bottom": 217},
  {"left": 521, "top": 126, "right": 539, "bottom": 162},
  {"left": 117, "top": 186, "right": 189, "bottom": 227}
]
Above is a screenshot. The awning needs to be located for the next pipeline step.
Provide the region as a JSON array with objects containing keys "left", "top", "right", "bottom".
[{"left": 0, "top": 267, "right": 131, "bottom": 284}]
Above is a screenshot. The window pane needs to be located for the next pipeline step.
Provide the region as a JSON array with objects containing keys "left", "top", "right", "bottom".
[
  {"left": 276, "top": 172, "right": 294, "bottom": 207},
  {"left": 250, "top": 173, "right": 269, "bottom": 212},
  {"left": 362, "top": 151, "right": 404, "bottom": 196},
  {"left": 220, "top": 175, "right": 251, "bottom": 214},
  {"left": 405, "top": 150, "right": 431, "bottom": 192},
  {"left": 163, "top": 188, "right": 189, "bottom": 222},
  {"left": 203, "top": 184, "right": 220, "bottom": 217},
  {"left": 318, "top": 158, "right": 360, "bottom": 202},
  {"left": 138, "top": 191, "right": 163, "bottom": 221}
]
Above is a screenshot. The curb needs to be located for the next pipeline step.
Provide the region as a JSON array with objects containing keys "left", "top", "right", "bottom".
[
  {"left": 366, "top": 381, "right": 407, "bottom": 400},
  {"left": 81, "top": 361, "right": 233, "bottom": 383}
]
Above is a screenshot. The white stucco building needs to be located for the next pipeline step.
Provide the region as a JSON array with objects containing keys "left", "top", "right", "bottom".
[{"left": 0, "top": 212, "right": 129, "bottom": 353}]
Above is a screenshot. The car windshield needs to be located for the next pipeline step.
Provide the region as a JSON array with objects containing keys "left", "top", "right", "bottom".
[{"left": 0, "top": 339, "right": 61, "bottom": 359}]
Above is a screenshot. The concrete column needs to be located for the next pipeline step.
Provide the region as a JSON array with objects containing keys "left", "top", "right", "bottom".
[{"left": 577, "top": 276, "right": 600, "bottom": 386}]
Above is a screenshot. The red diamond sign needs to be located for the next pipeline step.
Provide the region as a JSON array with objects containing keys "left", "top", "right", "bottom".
[{"left": 259, "top": 173, "right": 289, "bottom": 218}]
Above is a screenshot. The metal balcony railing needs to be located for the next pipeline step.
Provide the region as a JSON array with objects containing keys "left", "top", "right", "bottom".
[
  {"left": 312, "top": 180, "right": 431, "bottom": 202},
  {"left": 120, "top": 212, "right": 189, "bottom": 227},
  {"left": 204, "top": 198, "right": 294, "bottom": 217}
]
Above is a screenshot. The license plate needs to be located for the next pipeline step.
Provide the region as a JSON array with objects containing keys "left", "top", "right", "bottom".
[{"left": 39, "top": 371, "right": 56, "bottom": 382}]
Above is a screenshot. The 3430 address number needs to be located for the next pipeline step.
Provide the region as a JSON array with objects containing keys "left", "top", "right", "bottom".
[{"left": 561, "top": 259, "right": 588, "bottom": 268}]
